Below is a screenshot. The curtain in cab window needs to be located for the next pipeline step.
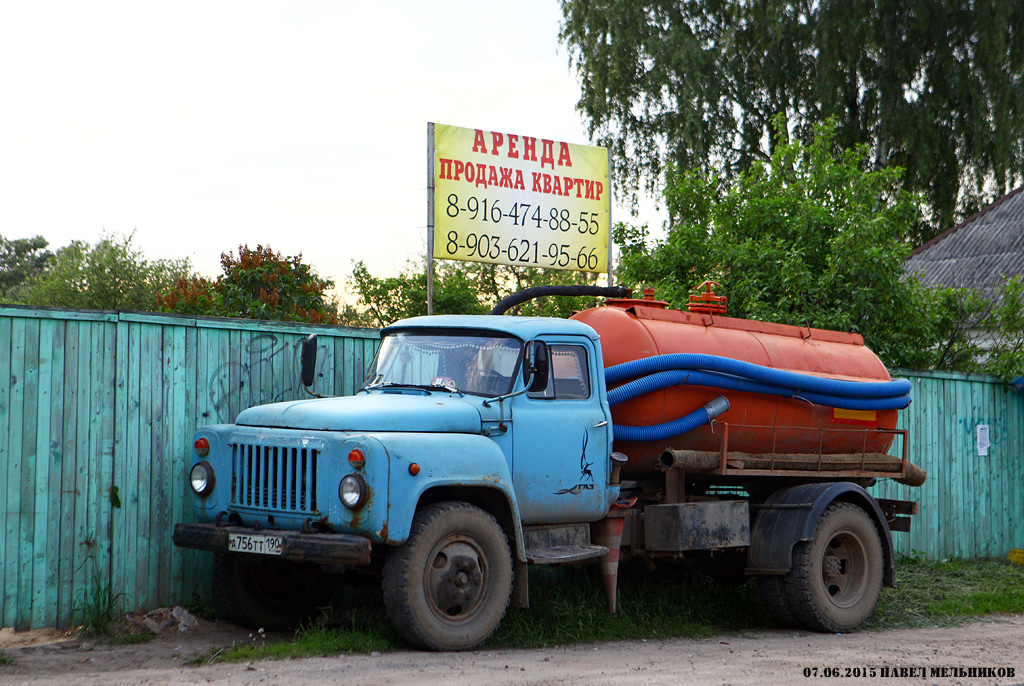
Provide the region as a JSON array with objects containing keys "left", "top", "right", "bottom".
[{"left": 529, "top": 345, "right": 590, "bottom": 399}]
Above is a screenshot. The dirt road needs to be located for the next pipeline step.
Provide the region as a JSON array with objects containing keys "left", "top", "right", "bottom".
[{"left": 2, "top": 616, "right": 1022, "bottom": 685}]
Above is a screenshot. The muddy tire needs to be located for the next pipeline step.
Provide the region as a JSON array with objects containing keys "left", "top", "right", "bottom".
[
  {"left": 757, "top": 576, "right": 800, "bottom": 627},
  {"left": 782, "top": 502, "right": 883, "bottom": 632},
  {"left": 382, "top": 502, "right": 513, "bottom": 651},
  {"left": 213, "top": 554, "right": 335, "bottom": 630}
]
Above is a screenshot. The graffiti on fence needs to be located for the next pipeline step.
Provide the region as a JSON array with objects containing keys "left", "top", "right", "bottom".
[{"left": 206, "top": 334, "right": 331, "bottom": 422}]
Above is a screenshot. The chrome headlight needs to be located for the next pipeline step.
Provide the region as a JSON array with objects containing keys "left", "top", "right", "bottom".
[
  {"left": 189, "top": 461, "right": 215, "bottom": 496},
  {"left": 339, "top": 474, "right": 367, "bottom": 509}
]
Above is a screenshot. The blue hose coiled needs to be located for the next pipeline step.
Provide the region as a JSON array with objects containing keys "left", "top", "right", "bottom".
[
  {"left": 606, "top": 369, "right": 912, "bottom": 411},
  {"left": 605, "top": 353, "right": 911, "bottom": 398},
  {"left": 607, "top": 353, "right": 911, "bottom": 442}
]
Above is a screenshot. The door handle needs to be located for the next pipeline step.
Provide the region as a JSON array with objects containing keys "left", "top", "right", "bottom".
[{"left": 592, "top": 420, "right": 608, "bottom": 428}]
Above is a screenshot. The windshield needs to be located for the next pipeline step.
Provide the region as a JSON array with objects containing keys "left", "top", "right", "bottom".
[{"left": 366, "top": 332, "right": 523, "bottom": 397}]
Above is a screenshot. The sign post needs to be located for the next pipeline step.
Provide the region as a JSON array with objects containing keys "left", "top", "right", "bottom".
[{"left": 426, "top": 123, "right": 436, "bottom": 315}]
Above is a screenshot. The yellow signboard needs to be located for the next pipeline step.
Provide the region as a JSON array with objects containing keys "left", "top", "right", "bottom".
[{"left": 431, "top": 123, "right": 610, "bottom": 273}]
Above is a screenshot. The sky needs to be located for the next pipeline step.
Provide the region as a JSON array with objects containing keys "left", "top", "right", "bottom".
[{"left": 0, "top": 1, "right": 665, "bottom": 297}]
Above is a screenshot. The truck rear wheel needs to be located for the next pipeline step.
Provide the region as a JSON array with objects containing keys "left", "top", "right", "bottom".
[
  {"left": 782, "top": 502, "right": 883, "bottom": 632},
  {"left": 382, "top": 502, "right": 513, "bottom": 651},
  {"left": 213, "top": 554, "right": 335, "bottom": 630},
  {"left": 756, "top": 576, "right": 800, "bottom": 627}
]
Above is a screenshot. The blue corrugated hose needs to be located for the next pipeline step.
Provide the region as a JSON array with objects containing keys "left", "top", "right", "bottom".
[
  {"left": 606, "top": 354, "right": 911, "bottom": 442},
  {"left": 613, "top": 404, "right": 717, "bottom": 443},
  {"left": 605, "top": 353, "right": 911, "bottom": 398}
]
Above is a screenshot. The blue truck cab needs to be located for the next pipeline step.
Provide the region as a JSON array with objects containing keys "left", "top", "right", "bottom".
[{"left": 174, "top": 315, "right": 620, "bottom": 650}]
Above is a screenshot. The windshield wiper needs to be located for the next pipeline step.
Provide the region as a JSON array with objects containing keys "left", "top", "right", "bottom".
[{"left": 360, "top": 381, "right": 464, "bottom": 396}]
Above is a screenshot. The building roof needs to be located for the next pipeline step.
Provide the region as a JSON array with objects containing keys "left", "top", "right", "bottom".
[{"left": 905, "top": 185, "right": 1024, "bottom": 299}]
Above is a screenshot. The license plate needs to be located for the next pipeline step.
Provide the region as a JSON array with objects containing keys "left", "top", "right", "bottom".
[{"left": 227, "top": 532, "right": 283, "bottom": 556}]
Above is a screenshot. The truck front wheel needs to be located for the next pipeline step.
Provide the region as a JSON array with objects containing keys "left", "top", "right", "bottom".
[
  {"left": 213, "top": 554, "right": 335, "bottom": 630},
  {"left": 782, "top": 502, "right": 883, "bottom": 632},
  {"left": 382, "top": 502, "right": 513, "bottom": 651}
]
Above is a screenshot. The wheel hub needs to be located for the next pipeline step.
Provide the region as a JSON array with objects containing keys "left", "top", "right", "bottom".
[
  {"left": 428, "top": 541, "right": 486, "bottom": 619},
  {"left": 823, "top": 553, "right": 843, "bottom": 580}
]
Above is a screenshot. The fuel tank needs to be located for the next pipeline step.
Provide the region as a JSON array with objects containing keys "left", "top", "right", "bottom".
[{"left": 571, "top": 291, "right": 898, "bottom": 480}]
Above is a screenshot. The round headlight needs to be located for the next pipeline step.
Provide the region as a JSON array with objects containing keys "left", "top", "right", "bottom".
[
  {"left": 190, "top": 461, "right": 215, "bottom": 496},
  {"left": 339, "top": 474, "right": 367, "bottom": 509}
]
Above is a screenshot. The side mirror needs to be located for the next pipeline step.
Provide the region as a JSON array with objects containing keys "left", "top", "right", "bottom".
[
  {"left": 526, "top": 341, "right": 549, "bottom": 393},
  {"left": 300, "top": 334, "right": 318, "bottom": 387},
  {"left": 522, "top": 342, "right": 533, "bottom": 389}
]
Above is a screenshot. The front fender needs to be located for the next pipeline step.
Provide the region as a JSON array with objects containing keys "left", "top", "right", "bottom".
[{"left": 368, "top": 432, "right": 524, "bottom": 559}]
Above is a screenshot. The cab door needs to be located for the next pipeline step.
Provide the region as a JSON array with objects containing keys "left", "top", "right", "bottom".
[{"left": 511, "top": 337, "right": 613, "bottom": 524}]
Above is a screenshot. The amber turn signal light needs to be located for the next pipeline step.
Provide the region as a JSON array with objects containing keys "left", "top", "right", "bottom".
[{"left": 348, "top": 448, "right": 365, "bottom": 469}]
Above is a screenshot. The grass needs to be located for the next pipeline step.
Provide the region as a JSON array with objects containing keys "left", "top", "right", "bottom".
[
  {"left": 103, "top": 631, "right": 157, "bottom": 645},
  {"left": 869, "top": 556, "right": 1024, "bottom": 630},
  {"left": 187, "top": 614, "right": 395, "bottom": 666},
  {"left": 195, "top": 557, "right": 1023, "bottom": 664},
  {"left": 184, "top": 592, "right": 218, "bottom": 621},
  {"left": 70, "top": 572, "right": 158, "bottom": 644},
  {"left": 73, "top": 574, "right": 123, "bottom": 637},
  {"left": 490, "top": 564, "right": 770, "bottom": 648},
  {"left": 0, "top": 651, "right": 12, "bottom": 666}
]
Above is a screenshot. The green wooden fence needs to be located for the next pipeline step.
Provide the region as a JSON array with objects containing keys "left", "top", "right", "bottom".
[
  {"left": 874, "top": 369, "right": 1024, "bottom": 561},
  {"left": 3, "top": 308, "right": 1023, "bottom": 630},
  {"left": 0, "top": 305, "right": 379, "bottom": 630}
]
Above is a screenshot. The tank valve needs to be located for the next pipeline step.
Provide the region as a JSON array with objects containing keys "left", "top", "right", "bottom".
[{"left": 688, "top": 281, "right": 728, "bottom": 315}]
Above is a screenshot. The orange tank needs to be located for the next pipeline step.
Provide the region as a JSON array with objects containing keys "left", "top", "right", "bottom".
[{"left": 570, "top": 291, "right": 898, "bottom": 480}]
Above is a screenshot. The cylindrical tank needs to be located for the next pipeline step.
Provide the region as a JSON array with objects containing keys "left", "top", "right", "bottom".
[{"left": 571, "top": 293, "right": 898, "bottom": 480}]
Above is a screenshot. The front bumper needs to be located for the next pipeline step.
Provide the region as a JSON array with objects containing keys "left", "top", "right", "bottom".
[{"left": 172, "top": 523, "right": 372, "bottom": 566}]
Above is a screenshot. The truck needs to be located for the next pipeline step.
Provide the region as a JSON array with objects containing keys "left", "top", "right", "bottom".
[{"left": 173, "top": 284, "right": 923, "bottom": 650}]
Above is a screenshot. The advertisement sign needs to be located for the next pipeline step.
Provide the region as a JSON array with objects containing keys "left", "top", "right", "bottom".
[{"left": 430, "top": 123, "right": 610, "bottom": 273}]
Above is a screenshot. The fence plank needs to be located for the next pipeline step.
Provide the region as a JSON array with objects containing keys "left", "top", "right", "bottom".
[
  {"left": 164, "top": 325, "right": 186, "bottom": 604},
  {"left": 58, "top": 321, "right": 81, "bottom": 626},
  {"left": 96, "top": 321, "right": 117, "bottom": 614},
  {"left": 0, "top": 316, "right": 12, "bottom": 627},
  {"left": 16, "top": 319, "right": 40, "bottom": 629},
  {"left": 39, "top": 320, "right": 63, "bottom": 627},
  {"left": 29, "top": 320, "right": 52, "bottom": 627},
  {"left": 110, "top": 318, "right": 133, "bottom": 616},
  {"left": 1011, "top": 390, "right": 1023, "bottom": 556},
  {"left": 73, "top": 321, "right": 98, "bottom": 626}
]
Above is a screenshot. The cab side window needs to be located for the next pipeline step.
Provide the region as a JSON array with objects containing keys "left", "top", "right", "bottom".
[{"left": 527, "top": 345, "right": 590, "bottom": 400}]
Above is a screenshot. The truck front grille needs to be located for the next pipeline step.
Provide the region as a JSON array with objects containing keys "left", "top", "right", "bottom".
[{"left": 229, "top": 442, "right": 319, "bottom": 513}]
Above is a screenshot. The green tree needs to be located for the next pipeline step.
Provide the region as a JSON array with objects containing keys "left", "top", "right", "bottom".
[
  {"left": 158, "top": 245, "right": 340, "bottom": 324},
  {"left": 0, "top": 235, "right": 54, "bottom": 301},
  {"left": 347, "top": 259, "right": 603, "bottom": 327},
  {"left": 926, "top": 286, "right": 988, "bottom": 373},
  {"left": 15, "top": 233, "right": 191, "bottom": 310},
  {"left": 932, "top": 277, "right": 1024, "bottom": 381},
  {"left": 348, "top": 259, "right": 488, "bottom": 328},
  {"left": 560, "top": 0, "right": 1024, "bottom": 241},
  {"left": 614, "top": 121, "right": 939, "bottom": 368},
  {"left": 979, "top": 277, "right": 1024, "bottom": 381}
]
